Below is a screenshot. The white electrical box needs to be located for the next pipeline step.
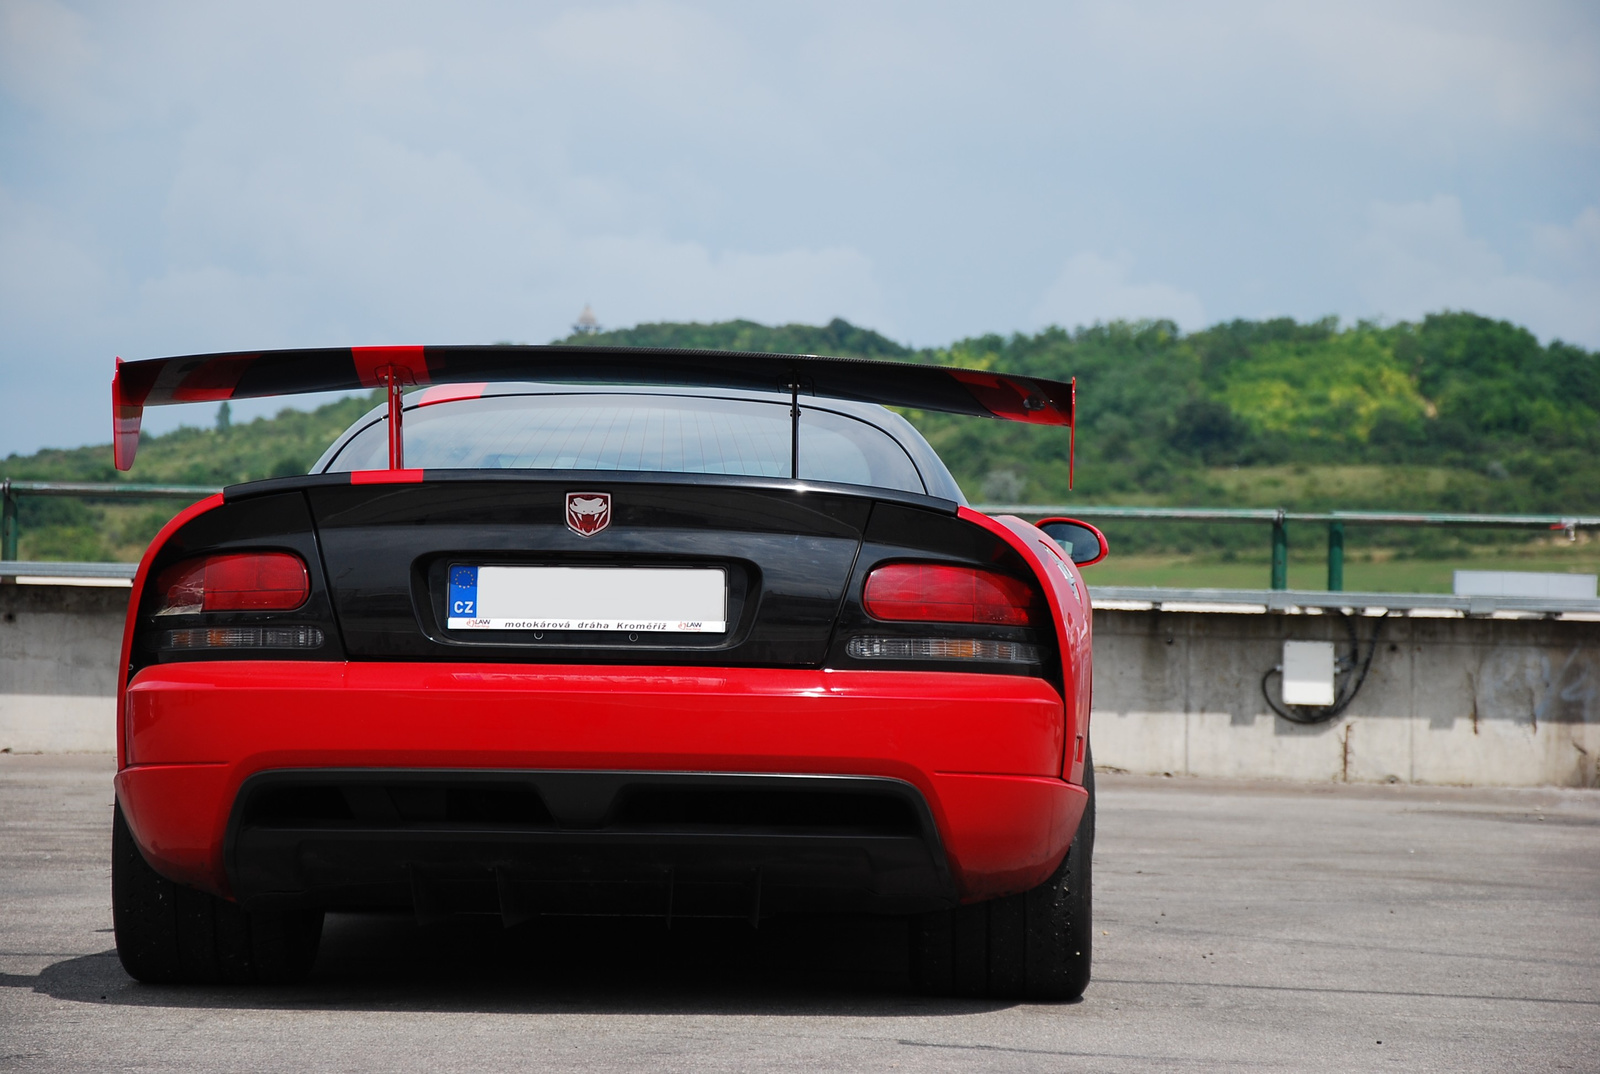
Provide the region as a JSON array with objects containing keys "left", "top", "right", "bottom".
[{"left": 1282, "top": 641, "right": 1335, "bottom": 706}]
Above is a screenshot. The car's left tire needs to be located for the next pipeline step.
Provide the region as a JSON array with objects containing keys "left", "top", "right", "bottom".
[{"left": 113, "top": 801, "right": 323, "bottom": 984}]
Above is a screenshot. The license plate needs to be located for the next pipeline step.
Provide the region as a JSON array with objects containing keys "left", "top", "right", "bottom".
[{"left": 447, "top": 565, "right": 727, "bottom": 632}]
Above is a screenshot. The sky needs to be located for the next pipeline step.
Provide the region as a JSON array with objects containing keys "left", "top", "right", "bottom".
[{"left": 2, "top": 0, "right": 1597, "bottom": 457}]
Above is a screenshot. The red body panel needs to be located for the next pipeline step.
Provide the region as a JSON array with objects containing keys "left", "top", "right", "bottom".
[
  {"left": 117, "top": 660, "right": 1084, "bottom": 903},
  {"left": 957, "top": 507, "right": 1094, "bottom": 784},
  {"left": 116, "top": 492, "right": 226, "bottom": 765},
  {"left": 348, "top": 468, "right": 425, "bottom": 484}
]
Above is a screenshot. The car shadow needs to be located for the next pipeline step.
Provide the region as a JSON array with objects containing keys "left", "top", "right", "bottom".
[{"left": 5, "top": 913, "right": 1037, "bottom": 1016}]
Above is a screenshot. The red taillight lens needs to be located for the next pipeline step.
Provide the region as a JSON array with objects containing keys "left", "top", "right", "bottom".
[
  {"left": 153, "top": 553, "right": 310, "bottom": 615},
  {"left": 863, "top": 563, "right": 1041, "bottom": 626}
]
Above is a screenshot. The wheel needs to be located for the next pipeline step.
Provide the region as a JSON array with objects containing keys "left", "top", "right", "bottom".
[
  {"left": 910, "top": 750, "right": 1094, "bottom": 1001},
  {"left": 112, "top": 801, "right": 323, "bottom": 984}
]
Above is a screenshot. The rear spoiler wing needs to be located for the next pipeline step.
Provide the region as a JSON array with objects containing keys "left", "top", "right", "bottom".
[{"left": 112, "top": 344, "right": 1076, "bottom": 483}]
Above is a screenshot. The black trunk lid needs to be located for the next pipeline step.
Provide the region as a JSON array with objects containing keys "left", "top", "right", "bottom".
[{"left": 299, "top": 473, "right": 916, "bottom": 667}]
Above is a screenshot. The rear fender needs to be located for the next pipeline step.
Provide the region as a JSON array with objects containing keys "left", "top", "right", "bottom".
[
  {"left": 956, "top": 507, "right": 1092, "bottom": 784},
  {"left": 118, "top": 490, "right": 344, "bottom": 768},
  {"left": 117, "top": 494, "right": 225, "bottom": 769}
]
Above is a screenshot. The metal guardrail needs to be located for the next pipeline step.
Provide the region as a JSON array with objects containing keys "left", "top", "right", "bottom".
[
  {"left": 977, "top": 503, "right": 1600, "bottom": 529},
  {"left": 975, "top": 503, "right": 1600, "bottom": 591},
  {"left": 1, "top": 482, "right": 1594, "bottom": 594},
  {"left": 0, "top": 480, "right": 220, "bottom": 498},
  {"left": 0, "top": 479, "right": 219, "bottom": 561},
  {"left": 0, "top": 560, "right": 137, "bottom": 581}
]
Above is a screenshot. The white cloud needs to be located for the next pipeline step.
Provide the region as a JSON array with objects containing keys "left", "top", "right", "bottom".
[
  {"left": 1352, "top": 196, "right": 1600, "bottom": 346},
  {"left": 0, "top": 0, "right": 95, "bottom": 116},
  {"left": 1265, "top": 2, "right": 1598, "bottom": 137},
  {"left": 1075, "top": 0, "right": 1600, "bottom": 140},
  {"left": 146, "top": 118, "right": 887, "bottom": 341},
  {"left": 0, "top": 185, "right": 106, "bottom": 324},
  {"left": 1532, "top": 207, "right": 1600, "bottom": 278},
  {"left": 536, "top": 1, "right": 747, "bottom": 78},
  {"left": 571, "top": 236, "right": 885, "bottom": 331},
  {"left": 1032, "top": 252, "right": 1205, "bottom": 332},
  {"left": 347, "top": 47, "right": 432, "bottom": 88}
]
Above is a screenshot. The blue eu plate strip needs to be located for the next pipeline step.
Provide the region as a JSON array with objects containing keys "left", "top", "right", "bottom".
[{"left": 448, "top": 565, "right": 479, "bottom": 620}]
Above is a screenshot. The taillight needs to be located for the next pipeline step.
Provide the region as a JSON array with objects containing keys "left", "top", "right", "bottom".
[
  {"left": 863, "top": 563, "right": 1041, "bottom": 626},
  {"left": 153, "top": 553, "right": 310, "bottom": 615}
]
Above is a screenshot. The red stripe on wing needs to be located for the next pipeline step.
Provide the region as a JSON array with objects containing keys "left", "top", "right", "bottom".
[
  {"left": 171, "top": 354, "right": 257, "bottom": 402},
  {"left": 351, "top": 346, "right": 430, "bottom": 388},
  {"left": 948, "top": 369, "right": 1071, "bottom": 426}
]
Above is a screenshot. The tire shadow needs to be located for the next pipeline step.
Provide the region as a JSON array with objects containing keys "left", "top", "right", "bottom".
[{"left": 9, "top": 912, "right": 1026, "bottom": 1016}]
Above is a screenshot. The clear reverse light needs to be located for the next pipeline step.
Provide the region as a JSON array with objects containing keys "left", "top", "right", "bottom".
[
  {"left": 846, "top": 635, "right": 1039, "bottom": 663},
  {"left": 163, "top": 626, "right": 325, "bottom": 650}
]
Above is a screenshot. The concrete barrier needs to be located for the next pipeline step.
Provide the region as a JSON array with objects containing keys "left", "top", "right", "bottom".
[
  {"left": 0, "top": 582, "right": 124, "bottom": 753},
  {"left": 4, "top": 579, "right": 1598, "bottom": 786},
  {"left": 1092, "top": 607, "right": 1600, "bottom": 788}
]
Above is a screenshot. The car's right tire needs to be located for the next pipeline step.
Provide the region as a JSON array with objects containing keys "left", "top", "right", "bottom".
[
  {"left": 910, "top": 754, "right": 1094, "bottom": 1001},
  {"left": 113, "top": 801, "right": 323, "bottom": 985}
]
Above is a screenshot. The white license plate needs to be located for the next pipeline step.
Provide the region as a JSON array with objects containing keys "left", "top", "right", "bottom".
[{"left": 446, "top": 565, "right": 727, "bottom": 632}]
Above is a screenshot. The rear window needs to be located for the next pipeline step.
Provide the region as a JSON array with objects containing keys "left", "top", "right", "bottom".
[{"left": 322, "top": 393, "right": 927, "bottom": 494}]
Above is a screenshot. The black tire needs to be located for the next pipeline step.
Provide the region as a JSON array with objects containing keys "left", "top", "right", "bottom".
[
  {"left": 910, "top": 751, "right": 1094, "bottom": 1001},
  {"left": 112, "top": 801, "right": 323, "bottom": 984}
]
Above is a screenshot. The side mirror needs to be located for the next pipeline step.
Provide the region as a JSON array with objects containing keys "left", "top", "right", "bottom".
[{"left": 1036, "top": 517, "right": 1109, "bottom": 567}]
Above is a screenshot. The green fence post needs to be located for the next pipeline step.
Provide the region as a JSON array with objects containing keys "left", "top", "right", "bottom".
[
  {"left": 1327, "top": 520, "right": 1344, "bottom": 592},
  {"left": 1, "top": 480, "right": 17, "bottom": 562},
  {"left": 1270, "top": 512, "right": 1288, "bottom": 590}
]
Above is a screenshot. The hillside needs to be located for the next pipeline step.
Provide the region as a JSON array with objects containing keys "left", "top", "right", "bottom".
[
  {"left": 4, "top": 312, "right": 1597, "bottom": 573},
  {"left": 575, "top": 312, "right": 1600, "bottom": 515},
  {"left": 1, "top": 393, "right": 381, "bottom": 561}
]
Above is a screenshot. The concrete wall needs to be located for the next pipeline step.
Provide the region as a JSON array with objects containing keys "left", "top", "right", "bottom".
[
  {"left": 4, "top": 582, "right": 1598, "bottom": 786},
  {"left": 1091, "top": 608, "right": 1600, "bottom": 788},
  {"left": 0, "top": 583, "right": 124, "bottom": 753}
]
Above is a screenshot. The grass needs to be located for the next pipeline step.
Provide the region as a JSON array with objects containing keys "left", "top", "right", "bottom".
[{"left": 1195, "top": 463, "right": 1486, "bottom": 509}]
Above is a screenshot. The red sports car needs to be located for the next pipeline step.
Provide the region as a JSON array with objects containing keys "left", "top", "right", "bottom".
[{"left": 107, "top": 345, "right": 1105, "bottom": 999}]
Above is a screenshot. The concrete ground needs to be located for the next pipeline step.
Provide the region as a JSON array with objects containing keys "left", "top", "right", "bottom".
[{"left": 2, "top": 754, "right": 1596, "bottom": 1073}]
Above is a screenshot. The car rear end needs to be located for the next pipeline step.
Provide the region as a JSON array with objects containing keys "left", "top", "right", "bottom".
[
  {"left": 120, "top": 468, "right": 1089, "bottom": 919},
  {"left": 108, "top": 358, "right": 1093, "bottom": 996}
]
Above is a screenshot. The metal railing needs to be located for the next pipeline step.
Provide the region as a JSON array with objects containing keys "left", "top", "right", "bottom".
[
  {"left": 0, "top": 560, "right": 139, "bottom": 580},
  {"left": 0, "top": 479, "right": 219, "bottom": 561},
  {"left": 970, "top": 504, "right": 1600, "bottom": 590},
  {"left": 2, "top": 480, "right": 1595, "bottom": 592}
]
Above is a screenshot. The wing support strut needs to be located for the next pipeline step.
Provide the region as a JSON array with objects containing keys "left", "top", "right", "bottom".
[
  {"left": 1069, "top": 377, "right": 1076, "bottom": 491},
  {"left": 788, "top": 374, "right": 800, "bottom": 480},
  {"left": 383, "top": 366, "right": 405, "bottom": 470}
]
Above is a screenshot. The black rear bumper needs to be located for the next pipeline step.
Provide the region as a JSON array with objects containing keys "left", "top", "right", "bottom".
[{"left": 225, "top": 770, "right": 957, "bottom": 920}]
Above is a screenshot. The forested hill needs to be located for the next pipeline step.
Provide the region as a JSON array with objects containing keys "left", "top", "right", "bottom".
[
  {"left": 3, "top": 311, "right": 1596, "bottom": 560},
  {"left": 573, "top": 313, "right": 1600, "bottom": 514}
]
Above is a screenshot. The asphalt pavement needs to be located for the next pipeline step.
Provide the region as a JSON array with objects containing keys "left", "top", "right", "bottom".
[{"left": 2, "top": 753, "right": 1596, "bottom": 1072}]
